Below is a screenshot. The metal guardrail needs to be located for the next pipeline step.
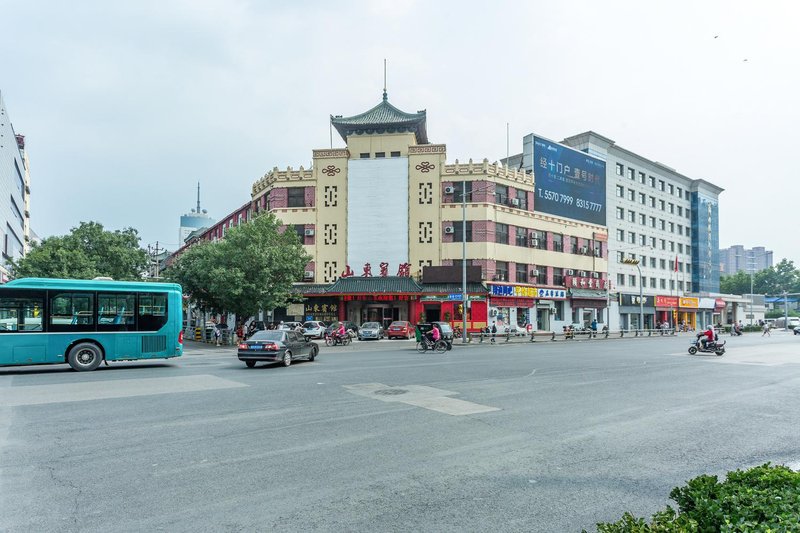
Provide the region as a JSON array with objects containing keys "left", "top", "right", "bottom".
[{"left": 471, "top": 327, "right": 677, "bottom": 344}]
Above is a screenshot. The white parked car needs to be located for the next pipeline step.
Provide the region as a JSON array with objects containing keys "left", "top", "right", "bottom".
[{"left": 302, "top": 321, "right": 326, "bottom": 339}]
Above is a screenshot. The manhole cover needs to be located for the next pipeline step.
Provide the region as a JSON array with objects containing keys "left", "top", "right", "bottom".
[{"left": 374, "top": 388, "right": 408, "bottom": 396}]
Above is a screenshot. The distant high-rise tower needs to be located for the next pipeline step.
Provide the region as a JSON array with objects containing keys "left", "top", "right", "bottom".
[
  {"left": 719, "top": 245, "right": 773, "bottom": 275},
  {"left": 179, "top": 182, "right": 213, "bottom": 244}
]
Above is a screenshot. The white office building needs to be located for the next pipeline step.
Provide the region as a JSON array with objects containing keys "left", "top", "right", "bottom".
[
  {"left": 562, "top": 132, "right": 723, "bottom": 331},
  {"left": 0, "top": 91, "right": 31, "bottom": 283}
]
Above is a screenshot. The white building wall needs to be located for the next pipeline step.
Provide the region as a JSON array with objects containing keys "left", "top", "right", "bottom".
[{"left": 0, "top": 92, "right": 28, "bottom": 282}]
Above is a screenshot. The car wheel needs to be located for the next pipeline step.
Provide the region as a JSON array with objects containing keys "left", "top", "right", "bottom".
[
  {"left": 245, "top": 360, "right": 256, "bottom": 368},
  {"left": 688, "top": 346, "right": 698, "bottom": 355},
  {"left": 283, "top": 351, "right": 292, "bottom": 367},
  {"left": 309, "top": 345, "right": 317, "bottom": 361},
  {"left": 67, "top": 342, "right": 103, "bottom": 371}
]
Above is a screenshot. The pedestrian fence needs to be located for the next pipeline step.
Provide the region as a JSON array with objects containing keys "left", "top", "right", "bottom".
[{"left": 473, "top": 327, "right": 677, "bottom": 344}]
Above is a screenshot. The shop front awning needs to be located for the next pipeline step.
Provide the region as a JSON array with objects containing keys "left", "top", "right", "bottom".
[{"left": 325, "top": 276, "right": 422, "bottom": 295}]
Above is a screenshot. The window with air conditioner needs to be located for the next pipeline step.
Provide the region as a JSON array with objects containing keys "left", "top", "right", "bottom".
[
  {"left": 444, "top": 186, "right": 455, "bottom": 194},
  {"left": 444, "top": 226, "right": 455, "bottom": 234}
]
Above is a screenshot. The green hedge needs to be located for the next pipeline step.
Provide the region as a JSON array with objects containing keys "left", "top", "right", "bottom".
[{"left": 589, "top": 464, "right": 800, "bottom": 532}]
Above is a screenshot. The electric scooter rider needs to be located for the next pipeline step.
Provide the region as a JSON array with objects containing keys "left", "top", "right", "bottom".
[{"left": 698, "top": 325, "right": 715, "bottom": 350}]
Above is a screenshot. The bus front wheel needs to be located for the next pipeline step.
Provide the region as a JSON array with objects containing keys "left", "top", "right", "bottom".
[{"left": 67, "top": 343, "right": 103, "bottom": 372}]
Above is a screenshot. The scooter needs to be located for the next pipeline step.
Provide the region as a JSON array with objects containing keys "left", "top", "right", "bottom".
[{"left": 688, "top": 337, "right": 726, "bottom": 356}]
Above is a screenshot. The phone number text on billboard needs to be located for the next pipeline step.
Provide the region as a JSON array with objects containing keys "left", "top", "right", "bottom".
[{"left": 537, "top": 188, "right": 603, "bottom": 212}]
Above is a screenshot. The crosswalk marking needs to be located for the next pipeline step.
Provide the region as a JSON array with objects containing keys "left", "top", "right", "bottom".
[{"left": 1, "top": 375, "right": 247, "bottom": 407}]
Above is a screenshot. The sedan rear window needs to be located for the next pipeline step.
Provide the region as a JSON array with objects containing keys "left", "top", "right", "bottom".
[{"left": 250, "top": 331, "right": 285, "bottom": 342}]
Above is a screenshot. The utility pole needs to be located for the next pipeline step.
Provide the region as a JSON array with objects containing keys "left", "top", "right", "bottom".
[{"left": 148, "top": 241, "right": 163, "bottom": 279}]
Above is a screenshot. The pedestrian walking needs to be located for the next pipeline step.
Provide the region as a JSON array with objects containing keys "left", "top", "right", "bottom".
[
  {"left": 213, "top": 323, "right": 221, "bottom": 346},
  {"left": 490, "top": 323, "right": 497, "bottom": 343},
  {"left": 762, "top": 323, "right": 771, "bottom": 337}
]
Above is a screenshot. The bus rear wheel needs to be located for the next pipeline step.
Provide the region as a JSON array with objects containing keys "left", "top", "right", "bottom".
[{"left": 67, "top": 343, "right": 103, "bottom": 372}]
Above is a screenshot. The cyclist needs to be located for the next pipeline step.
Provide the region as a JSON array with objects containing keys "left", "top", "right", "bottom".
[{"left": 427, "top": 324, "right": 441, "bottom": 347}]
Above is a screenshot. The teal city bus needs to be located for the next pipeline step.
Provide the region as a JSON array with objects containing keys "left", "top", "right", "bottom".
[{"left": 0, "top": 278, "right": 183, "bottom": 371}]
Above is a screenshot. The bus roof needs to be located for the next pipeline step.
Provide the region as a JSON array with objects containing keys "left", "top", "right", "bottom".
[{"left": 3, "top": 277, "right": 182, "bottom": 293}]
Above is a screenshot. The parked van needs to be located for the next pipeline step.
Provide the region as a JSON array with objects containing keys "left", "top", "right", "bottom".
[{"left": 773, "top": 317, "right": 800, "bottom": 329}]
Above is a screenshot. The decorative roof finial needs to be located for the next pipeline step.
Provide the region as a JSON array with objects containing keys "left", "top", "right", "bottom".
[{"left": 383, "top": 58, "right": 387, "bottom": 101}]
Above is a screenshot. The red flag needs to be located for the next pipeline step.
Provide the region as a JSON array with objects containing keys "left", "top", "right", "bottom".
[{"left": 674, "top": 255, "right": 678, "bottom": 272}]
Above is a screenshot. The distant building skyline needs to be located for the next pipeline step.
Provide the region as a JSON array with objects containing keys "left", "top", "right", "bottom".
[
  {"left": 179, "top": 182, "right": 213, "bottom": 245},
  {"left": 720, "top": 245, "right": 773, "bottom": 275}
]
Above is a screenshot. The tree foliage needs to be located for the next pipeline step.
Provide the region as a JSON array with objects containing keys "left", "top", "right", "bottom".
[
  {"left": 719, "top": 259, "right": 800, "bottom": 296},
  {"left": 165, "top": 213, "right": 310, "bottom": 319},
  {"left": 12, "top": 221, "right": 149, "bottom": 280}
]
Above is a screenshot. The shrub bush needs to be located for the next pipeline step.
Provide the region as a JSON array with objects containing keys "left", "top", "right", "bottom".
[{"left": 589, "top": 463, "right": 800, "bottom": 532}]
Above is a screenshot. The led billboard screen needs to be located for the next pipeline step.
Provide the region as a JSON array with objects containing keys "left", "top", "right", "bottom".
[{"left": 529, "top": 135, "right": 606, "bottom": 225}]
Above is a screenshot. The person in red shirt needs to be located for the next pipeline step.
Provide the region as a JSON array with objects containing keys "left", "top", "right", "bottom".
[
  {"left": 427, "top": 324, "right": 441, "bottom": 345},
  {"left": 702, "top": 325, "right": 715, "bottom": 349}
]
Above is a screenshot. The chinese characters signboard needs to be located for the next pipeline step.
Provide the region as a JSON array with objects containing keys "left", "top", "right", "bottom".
[
  {"left": 528, "top": 135, "right": 607, "bottom": 225},
  {"left": 490, "top": 284, "right": 567, "bottom": 300}
]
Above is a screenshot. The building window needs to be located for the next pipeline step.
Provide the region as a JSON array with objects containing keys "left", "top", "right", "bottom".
[
  {"left": 453, "top": 180, "right": 473, "bottom": 202},
  {"left": 628, "top": 232, "right": 636, "bottom": 244},
  {"left": 685, "top": 282, "right": 692, "bottom": 292},
  {"left": 650, "top": 236, "right": 656, "bottom": 248},
  {"left": 495, "top": 184, "right": 508, "bottom": 205},
  {"left": 659, "top": 180, "right": 665, "bottom": 191},
  {"left": 551, "top": 233, "right": 563, "bottom": 252},
  {"left": 14, "top": 159, "right": 24, "bottom": 194},
  {"left": 9, "top": 196, "right": 23, "bottom": 228},
  {"left": 660, "top": 239, "right": 666, "bottom": 250},
  {"left": 649, "top": 216, "right": 656, "bottom": 228},
  {"left": 628, "top": 210, "right": 636, "bottom": 223},
  {"left": 375, "top": 152, "right": 385, "bottom": 158},
  {"left": 616, "top": 229, "right": 624, "bottom": 241},
  {"left": 649, "top": 176, "right": 656, "bottom": 187},
  {"left": 617, "top": 251, "right": 625, "bottom": 262},
  {"left": 453, "top": 221, "right": 472, "bottom": 243},
  {"left": 360, "top": 153, "right": 370, "bottom": 159},
  {"left": 670, "top": 279, "right": 675, "bottom": 290},
  {"left": 639, "top": 213, "right": 646, "bottom": 225},
  {"left": 616, "top": 185, "right": 624, "bottom": 197},
  {"left": 669, "top": 222, "right": 675, "bottom": 233},
  {"left": 649, "top": 196, "right": 656, "bottom": 208},
  {"left": 641, "top": 276, "right": 647, "bottom": 287},
  {"left": 616, "top": 163, "right": 624, "bottom": 176},
  {"left": 390, "top": 151, "right": 401, "bottom": 157},
  {"left": 627, "top": 189, "right": 635, "bottom": 201},
  {"left": 616, "top": 207, "right": 624, "bottom": 219},
  {"left": 516, "top": 263, "right": 528, "bottom": 283},
  {"left": 287, "top": 187, "right": 305, "bottom": 208},
  {"left": 495, "top": 261, "right": 509, "bottom": 281},
  {"left": 649, "top": 257, "right": 656, "bottom": 268},
  {"left": 513, "top": 227, "right": 525, "bottom": 247},
  {"left": 293, "top": 224, "right": 305, "bottom": 241},
  {"left": 677, "top": 206, "right": 683, "bottom": 216},
  {"left": 669, "top": 184, "right": 674, "bottom": 195},
  {"left": 660, "top": 219, "right": 666, "bottom": 231},
  {"left": 659, "top": 200, "right": 665, "bottom": 211},
  {"left": 553, "top": 267, "right": 564, "bottom": 286},
  {"left": 628, "top": 167, "right": 635, "bottom": 180},
  {"left": 570, "top": 236, "right": 579, "bottom": 254},
  {"left": 531, "top": 230, "right": 546, "bottom": 250},
  {"left": 670, "top": 241, "right": 675, "bottom": 252},
  {"left": 678, "top": 224, "right": 683, "bottom": 235},
  {"left": 669, "top": 203, "right": 675, "bottom": 214},
  {"left": 639, "top": 234, "right": 646, "bottom": 246},
  {"left": 676, "top": 186, "right": 682, "bottom": 197},
  {"left": 639, "top": 192, "right": 646, "bottom": 204},
  {"left": 639, "top": 171, "right": 646, "bottom": 184},
  {"left": 515, "top": 189, "right": 527, "bottom": 210},
  {"left": 617, "top": 273, "right": 625, "bottom": 286},
  {"left": 686, "top": 209, "right": 691, "bottom": 219},
  {"left": 686, "top": 245, "right": 692, "bottom": 255},
  {"left": 660, "top": 279, "right": 666, "bottom": 289},
  {"left": 495, "top": 223, "right": 509, "bottom": 245}
]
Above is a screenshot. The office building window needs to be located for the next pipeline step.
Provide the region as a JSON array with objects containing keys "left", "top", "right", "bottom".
[
  {"left": 659, "top": 180, "right": 666, "bottom": 191},
  {"left": 660, "top": 259, "right": 666, "bottom": 269},
  {"left": 660, "top": 239, "right": 666, "bottom": 250},
  {"left": 649, "top": 176, "right": 656, "bottom": 187},
  {"left": 495, "top": 184, "right": 508, "bottom": 205},
  {"left": 649, "top": 257, "right": 656, "bottom": 268},
  {"left": 660, "top": 219, "right": 666, "bottom": 230},
  {"left": 495, "top": 223, "right": 509, "bottom": 245},
  {"left": 617, "top": 251, "right": 625, "bottom": 262},
  {"left": 531, "top": 230, "right": 546, "bottom": 250},
  {"left": 617, "top": 273, "right": 625, "bottom": 286},
  {"left": 650, "top": 278, "right": 657, "bottom": 288},
  {"left": 639, "top": 172, "right": 646, "bottom": 184},
  {"left": 639, "top": 234, "right": 646, "bottom": 246},
  {"left": 677, "top": 206, "right": 683, "bottom": 216},
  {"left": 516, "top": 263, "right": 528, "bottom": 283},
  {"left": 453, "top": 221, "right": 473, "bottom": 242},
  {"left": 670, "top": 241, "right": 675, "bottom": 252},
  {"left": 639, "top": 192, "right": 646, "bottom": 204},
  {"left": 570, "top": 236, "right": 579, "bottom": 254},
  {"left": 391, "top": 151, "right": 401, "bottom": 157},
  {"left": 616, "top": 185, "right": 624, "bottom": 197},
  {"left": 628, "top": 210, "right": 636, "bottom": 223},
  {"left": 287, "top": 187, "right": 305, "bottom": 208},
  {"left": 453, "top": 180, "right": 473, "bottom": 202},
  {"left": 669, "top": 203, "right": 675, "bottom": 214},
  {"left": 616, "top": 163, "right": 624, "bottom": 176},
  {"left": 650, "top": 236, "right": 656, "bottom": 248},
  {"left": 629, "top": 275, "right": 637, "bottom": 286},
  {"left": 628, "top": 232, "right": 636, "bottom": 244},
  {"left": 616, "top": 229, "right": 624, "bottom": 241},
  {"left": 649, "top": 196, "right": 656, "bottom": 208},
  {"left": 669, "top": 184, "right": 674, "bottom": 195},
  {"left": 676, "top": 187, "right": 682, "bottom": 197},
  {"left": 627, "top": 189, "right": 635, "bottom": 201},
  {"left": 628, "top": 168, "right": 635, "bottom": 180},
  {"left": 670, "top": 279, "right": 675, "bottom": 290},
  {"left": 616, "top": 207, "right": 624, "bottom": 219},
  {"left": 515, "top": 227, "right": 527, "bottom": 247},
  {"left": 551, "top": 233, "right": 563, "bottom": 252},
  {"left": 495, "top": 261, "right": 509, "bottom": 282},
  {"left": 659, "top": 200, "right": 665, "bottom": 211},
  {"left": 669, "top": 222, "right": 675, "bottom": 233},
  {"left": 686, "top": 282, "right": 692, "bottom": 292},
  {"left": 375, "top": 152, "right": 385, "bottom": 158},
  {"left": 660, "top": 279, "right": 666, "bottom": 289},
  {"left": 639, "top": 213, "right": 646, "bottom": 225},
  {"left": 553, "top": 267, "right": 564, "bottom": 286},
  {"left": 649, "top": 216, "right": 656, "bottom": 228},
  {"left": 360, "top": 153, "right": 370, "bottom": 159}
]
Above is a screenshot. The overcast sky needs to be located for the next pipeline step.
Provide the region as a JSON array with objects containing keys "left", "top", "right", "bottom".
[{"left": 2, "top": 0, "right": 798, "bottom": 266}]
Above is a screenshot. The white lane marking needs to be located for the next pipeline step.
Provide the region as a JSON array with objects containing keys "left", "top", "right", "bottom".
[
  {"left": 0, "top": 375, "right": 247, "bottom": 406},
  {"left": 344, "top": 383, "right": 500, "bottom": 416}
]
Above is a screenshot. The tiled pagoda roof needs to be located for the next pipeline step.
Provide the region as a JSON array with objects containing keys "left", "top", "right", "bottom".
[{"left": 330, "top": 91, "right": 428, "bottom": 144}]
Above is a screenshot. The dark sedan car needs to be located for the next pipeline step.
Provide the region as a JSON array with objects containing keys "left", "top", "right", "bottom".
[{"left": 237, "top": 330, "right": 318, "bottom": 368}]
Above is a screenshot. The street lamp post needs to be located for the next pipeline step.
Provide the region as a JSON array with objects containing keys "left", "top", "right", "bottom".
[{"left": 621, "top": 257, "right": 643, "bottom": 331}]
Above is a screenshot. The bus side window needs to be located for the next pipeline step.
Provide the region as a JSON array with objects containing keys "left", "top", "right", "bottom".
[
  {"left": 138, "top": 293, "right": 168, "bottom": 331},
  {"left": 0, "top": 294, "right": 45, "bottom": 332},
  {"left": 50, "top": 292, "right": 94, "bottom": 327}
]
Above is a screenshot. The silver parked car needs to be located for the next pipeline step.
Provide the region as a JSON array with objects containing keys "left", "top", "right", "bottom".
[{"left": 358, "top": 321, "right": 385, "bottom": 340}]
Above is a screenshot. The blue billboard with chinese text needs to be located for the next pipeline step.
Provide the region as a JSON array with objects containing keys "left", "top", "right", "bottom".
[{"left": 528, "top": 135, "right": 606, "bottom": 225}]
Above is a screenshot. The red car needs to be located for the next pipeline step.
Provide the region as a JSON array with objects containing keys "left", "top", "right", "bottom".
[{"left": 387, "top": 320, "right": 414, "bottom": 340}]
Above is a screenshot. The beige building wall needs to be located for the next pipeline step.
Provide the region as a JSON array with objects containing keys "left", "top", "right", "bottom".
[
  {"left": 408, "top": 144, "right": 447, "bottom": 277},
  {"left": 312, "top": 149, "right": 349, "bottom": 282}
]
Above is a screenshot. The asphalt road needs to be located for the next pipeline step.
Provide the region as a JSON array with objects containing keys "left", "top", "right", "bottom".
[{"left": 1, "top": 331, "right": 798, "bottom": 532}]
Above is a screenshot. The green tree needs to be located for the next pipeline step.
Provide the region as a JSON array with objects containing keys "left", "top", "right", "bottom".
[
  {"left": 12, "top": 222, "right": 149, "bottom": 280},
  {"left": 165, "top": 213, "right": 310, "bottom": 319},
  {"left": 720, "top": 259, "right": 800, "bottom": 296},
  {"left": 719, "top": 270, "right": 751, "bottom": 294}
]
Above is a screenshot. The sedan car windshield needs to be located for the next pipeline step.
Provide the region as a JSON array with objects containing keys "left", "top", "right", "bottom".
[
  {"left": 362, "top": 322, "right": 381, "bottom": 329},
  {"left": 249, "top": 331, "right": 285, "bottom": 342}
]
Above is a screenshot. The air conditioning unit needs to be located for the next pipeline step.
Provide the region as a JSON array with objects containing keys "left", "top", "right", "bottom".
[
  {"left": 530, "top": 238, "right": 539, "bottom": 247},
  {"left": 304, "top": 229, "right": 315, "bottom": 236},
  {"left": 579, "top": 271, "right": 588, "bottom": 278},
  {"left": 567, "top": 269, "right": 575, "bottom": 275},
  {"left": 444, "top": 226, "right": 455, "bottom": 234},
  {"left": 581, "top": 246, "right": 588, "bottom": 254},
  {"left": 530, "top": 270, "right": 540, "bottom": 277},
  {"left": 594, "top": 248, "right": 602, "bottom": 257},
  {"left": 444, "top": 186, "right": 455, "bottom": 194},
  {"left": 591, "top": 272, "right": 600, "bottom": 278},
  {"left": 303, "top": 271, "right": 314, "bottom": 279},
  {"left": 510, "top": 198, "right": 520, "bottom": 207}
]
